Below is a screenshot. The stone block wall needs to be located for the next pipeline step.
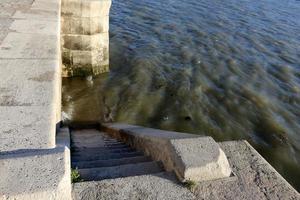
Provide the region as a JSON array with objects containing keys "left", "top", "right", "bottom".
[{"left": 61, "top": 0, "right": 111, "bottom": 77}]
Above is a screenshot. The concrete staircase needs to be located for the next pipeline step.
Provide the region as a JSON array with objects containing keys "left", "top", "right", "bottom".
[{"left": 71, "top": 129, "right": 164, "bottom": 181}]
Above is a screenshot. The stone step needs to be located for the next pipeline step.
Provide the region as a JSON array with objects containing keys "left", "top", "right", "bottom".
[
  {"left": 78, "top": 161, "right": 164, "bottom": 181},
  {"left": 71, "top": 136, "right": 111, "bottom": 141},
  {"left": 72, "top": 144, "right": 130, "bottom": 152},
  {"left": 72, "top": 146, "right": 131, "bottom": 153},
  {"left": 73, "top": 144, "right": 131, "bottom": 150},
  {"left": 72, "top": 156, "right": 152, "bottom": 169},
  {"left": 71, "top": 134, "right": 113, "bottom": 140},
  {"left": 72, "top": 140, "right": 122, "bottom": 145},
  {"left": 72, "top": 147, "right": 134, "bottom": 156},
  {"left": 72, "top": 151, "right": 144, "bottom": 162},
  {"left": 71, "top": 129, "right": 104, "bottom": 135},
  {"left": 71, "top": 140, "right": 125, "bottom": 147}
]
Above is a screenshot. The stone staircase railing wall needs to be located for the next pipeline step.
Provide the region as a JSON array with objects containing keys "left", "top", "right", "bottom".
[{"left": 61, "top": 0, "right": 111, "bottom": 77}]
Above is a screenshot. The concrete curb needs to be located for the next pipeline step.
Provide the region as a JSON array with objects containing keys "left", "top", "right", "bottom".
[{"left": 101, "top": 123, "right": 232, "bottom": 182}]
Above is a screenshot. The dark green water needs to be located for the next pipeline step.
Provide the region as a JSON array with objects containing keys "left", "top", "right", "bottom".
[{"left": 63, "top": 0, "right": 300, "bottom": 191}]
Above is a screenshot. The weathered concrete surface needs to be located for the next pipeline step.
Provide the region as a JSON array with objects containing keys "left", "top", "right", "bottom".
[
  {"left": 193, "top": 141, "right": 300, "bottom": 200},
  {"left": 61, "top": 0, "right": 111, "bottom": 77},
  {"left": 0, "top": 0, "right": 61, "bottom": 152},
  {"left": 0, "top": 0, "right": 32, "bottom": 41},
  {"left": 72, "top": 172, "right": 197, "bottom": 200},
  {"left": 102, "top": 123, "right": 232, "bottom": 182},
  {"left": 0, "top": 128, "right": 71, "bottom": 200}
]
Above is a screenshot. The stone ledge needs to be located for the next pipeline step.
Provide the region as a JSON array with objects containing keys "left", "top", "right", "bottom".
[{"left": 101, "top": 123, "right": 232, "bottom": 182}]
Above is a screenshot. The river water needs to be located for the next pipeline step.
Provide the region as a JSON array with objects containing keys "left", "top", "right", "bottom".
[{"left": 62, "top": 0, "right": 300, "bottom": 190}]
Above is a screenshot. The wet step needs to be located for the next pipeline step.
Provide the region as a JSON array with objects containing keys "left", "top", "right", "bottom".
[
  {"left": 72, "top": 147, "right": 134, "bottom": 154},
  {"left": 71, "top": 137, "right": 118, "bottom": 142},
  {"left": 71, "top": 141, "right": 125, "bottom": 148},
  {"left": 72, "top": 140, "right": 123, "bottom": 145},
  {"left": 78, "top": 161, "right": 164, "bottom": 181},
  {"left": 70, "top": 128, "right": 165, "bottom": 182},
  {"left": 72, "top": 145, "right": 130, "bottom": 152},
  {"left": 72, "top": 156, "right": 152, "bottom": 169},
  {"left": 72, "top": 151, "right": 144, "bottom": 162}
]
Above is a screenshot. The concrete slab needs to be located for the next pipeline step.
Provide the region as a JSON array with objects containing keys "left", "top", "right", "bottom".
[
  {"left": 0, "top": 18, "right": 13, "bottom": 43},
  {"left": 31, "top": 0, "right": 60, "bottom": 12},
  {"left": 0, "top": 59, "right": 59, "bottom": 106},
  {"left": 13, "top": 9, "right": 59, "bottom": 21},
  {"left": 10, "top": 19, "right": 59, "bottom": 35},
  {"left": 0, "top": 32, "right": 58, "bottom": 59},
  {"left": 0, "top": 106, "right": 55, "bottom": 151},
  {"left": 0, "top": 0, "right": 33, "bottom": 18}
]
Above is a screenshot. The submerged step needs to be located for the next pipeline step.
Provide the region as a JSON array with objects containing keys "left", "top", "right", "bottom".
[
  {"left": 78, "top": 161, "right": 164, "bottom": 181},
  {"left": 72, "top": 156, "right": 152, "bottom": 169},
  {"left": 72, "top": 146, "right": 132, "bottom": 153},
  {"left": 71, "top": 141, "right": 125, "bottom": 148},
  {"left": 72, "top": 145, "right": 130, "bottom": 152},
  {"left": 72, "top": 151, "right": 144, "bottom": 162},
  {"left": 72, "top": 147, "right": 134, "bottom": 156},
  {"left": 70, "top": 128, "right": 166, "bottom": 182}
]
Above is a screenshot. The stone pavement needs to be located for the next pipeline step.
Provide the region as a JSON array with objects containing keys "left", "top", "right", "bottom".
[
  {"left": 0, "top": 0, "right": 61, "bottom": 151},
  {"left": 0, "top": 0, "right": 71, "bottom": 199}
]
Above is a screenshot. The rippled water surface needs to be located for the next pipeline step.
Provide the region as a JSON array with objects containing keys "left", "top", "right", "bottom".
[{"left": 63, "top": 0, "right": 300, "bottom": 190}]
